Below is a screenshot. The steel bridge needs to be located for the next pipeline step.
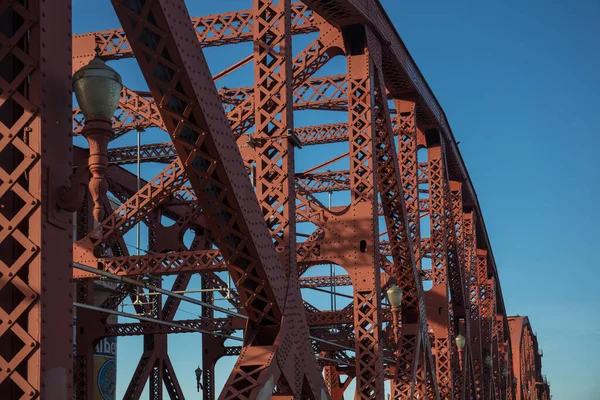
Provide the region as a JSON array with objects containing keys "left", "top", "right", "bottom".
[{"left": 0, "top": 0, "right": 551, "bottom": 398}]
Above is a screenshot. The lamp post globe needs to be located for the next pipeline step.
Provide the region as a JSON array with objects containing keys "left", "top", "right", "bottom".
[
  {"left": 72, "top": 56, "right": 122, "bottom": 221},
  {"left": 455, "top": 333, "right": 466, "bottom": 350},
  {"left": 73, "top": 56, "right": 122, "bottom": 120},
  {"left": 386, "top": 284, "right": 403, "bottom": 345},
  {"left": 455, "top": 333, "right": 466, "bottom": 371},
  {"left": 386, "top": 284, "right": 403, "bottom": 308}
]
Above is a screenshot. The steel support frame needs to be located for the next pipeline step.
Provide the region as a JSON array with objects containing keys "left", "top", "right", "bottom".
[
  {"left": 426, "top": 141, "right": 455, "bottom": 399},
  {"left": 108, "top": 1, "right": 327, "bottom": 399},
  {"left": 343, "top": 26, "right": 385, "bottom": 399},
  {"left": 7, "top": 0, "right": 554, "bottom": 399},
  {"left": 0, "top": 1, "right": 73, "bottom": 398},
  {"left": 464, "top": 211, "right": 484, "bottom": 399},
  {"left": 390, "top": 99, "right": 436, "bottom": 400},
  {"left": 508, "top": 316, "right": 547, "bottom": 400}
]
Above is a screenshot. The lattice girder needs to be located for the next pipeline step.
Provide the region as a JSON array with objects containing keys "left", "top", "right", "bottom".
[
  {"left": 425, "top": 143, "right": 455, "bottom": 399},
  {"left": 72, "top": 2, "right": 317, "bottom": 69},
  {"left": 0, "top": 1, "right": 73, "bottom": 398}
]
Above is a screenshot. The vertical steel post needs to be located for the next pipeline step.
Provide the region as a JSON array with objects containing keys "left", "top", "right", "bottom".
[
  {"left": 343, "top": 25, "right": 384, "bottom": 399},
  {"left": 0, "top": 1, "right": 74, "bottom": 398},
  {"left": 250, "top": 0, "right": 323, "bottom": 396},
  {"left": 328, "top": 191, "right": 336, "bottom": 311},
  {"left": 136, "top": 128, "right": 141, "bottom": 256},
  {"left": 478, "top": 251, "right": 493, "bottom": 400},
  {"left": 465, "top": 211, "right": 484, "bottom": 399},
  {"left": 391, "top": 99, "right": 430, "bottom": 399},
  {"left": 426, "top": 143, "right": 454, "bottom": 398}
]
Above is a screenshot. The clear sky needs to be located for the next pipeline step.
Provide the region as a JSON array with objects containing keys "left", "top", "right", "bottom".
[{"left": 72, "top": 0, "right": 600, "bottom": 399}]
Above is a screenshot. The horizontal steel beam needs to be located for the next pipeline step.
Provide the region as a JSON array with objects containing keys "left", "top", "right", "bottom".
[
  {"left": 72, "top": 2, "right": 317, "bottom": 65},
  {"left": 74, "top": 303, "right": 242, "bottom": 341}
]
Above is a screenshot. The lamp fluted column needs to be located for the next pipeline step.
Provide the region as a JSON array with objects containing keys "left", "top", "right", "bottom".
[{"left": 82, "top": 117, "right": 113, "bottom": 221}]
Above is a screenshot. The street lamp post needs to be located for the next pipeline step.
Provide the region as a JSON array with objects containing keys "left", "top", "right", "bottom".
[
  {"left": 72, "top": 54, "right": 122, "bottom": 221},
  {"left": 455, "top": 333, "right": 466, "bottom": 371},
  {"left": 386, "top": 284, "right": 403, "bottom": 344},
  {"left": 502, "top": 367, "right": 509, "bottom": 398},
  {"left": 195, "top": 366, "right": 203, "bottom": 392},
  {"left": 485, "top": 354, "right": 494, "bottom": 398}
]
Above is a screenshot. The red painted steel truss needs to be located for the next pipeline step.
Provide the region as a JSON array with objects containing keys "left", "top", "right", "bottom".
[{"left": 0, "top": 0, "right": 551, "bottom": 399}]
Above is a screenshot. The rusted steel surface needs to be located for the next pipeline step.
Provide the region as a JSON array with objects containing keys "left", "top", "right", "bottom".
[{"left": 0, "top": 0, "right": 552, "bottom": 399}]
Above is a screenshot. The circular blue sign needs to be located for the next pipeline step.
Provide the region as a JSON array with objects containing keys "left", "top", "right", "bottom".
[{"left": 97, "top": 359, "right": 116, "bottom": 400}]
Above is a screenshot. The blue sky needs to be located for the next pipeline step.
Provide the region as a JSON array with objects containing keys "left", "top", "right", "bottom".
[{"left": 73, "top": 0, "right": 600, "bottom": 398}]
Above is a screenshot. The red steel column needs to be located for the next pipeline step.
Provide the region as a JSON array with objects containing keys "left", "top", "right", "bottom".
[
  {"left": 73, "top": 279, "right": 96, "bottom": 400},
  {"left": 0, "top": 1, "right": 74, "bottom": 398},
  {"left": 252, "top": 0, "right": 295, "bottom": 254},
  {"left": 323, "top": 362, "right": 347, "bottom": 400},
  {"left": 392, "top": 100, "right": 430, "bottom": 399},
  {"left": 450, "top": 182, "right": 466, "bottom": 400},
  {"left": 344, "top": 25, "right": 384, "bottom": 400},
  {"left": 252, "top": 0, "right": 326, "bottom": 397},
  {"left": 508, "top": 318, "right": 523, "bottom": 400},
  {"left": 464, "top": 212, "right": 483, "bottom": 399},
  {"left": 520, "top": 323, "right": 536, "bottom": 400},
  {"left": 201, "top": 270, "right": 226, "bottom": 400},
  {"left": 426, "top": 143, "right": 454, "bottom": 399},
  {"left": 493, "top": 316, "right": 505, "bottom": 400},
  {"left": 202, "top": 335, "right": 225, "bottom": 400},
  {"left": 478, "top": 251, "right": 494, "bottom": 399}
]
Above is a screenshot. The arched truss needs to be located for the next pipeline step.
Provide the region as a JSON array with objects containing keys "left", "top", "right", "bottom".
[
  {"left": 508, "top": 317, "right": 551, "bottom": 400},
  {"left": 0, "top": 0, "right": 551, "bottom": 399}
]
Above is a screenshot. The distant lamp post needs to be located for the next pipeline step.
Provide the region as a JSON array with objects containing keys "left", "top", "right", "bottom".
[
  {"left": 455, "top": 333, "right": 466, "bottom": 370},
  {"left": 72, "top": 54, "right": 122, "bottom": 221},
  {"left": 386, "top": 284, "right": 403, "bottom": 344},
  {"left": 195, "top": 366, "right": 203, "bottom": 392}
]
